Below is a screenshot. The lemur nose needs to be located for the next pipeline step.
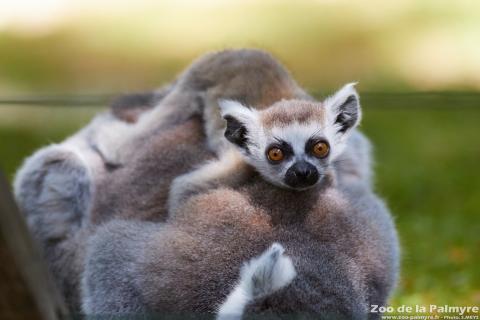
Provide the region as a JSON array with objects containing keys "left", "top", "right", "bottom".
[
  {"left": 295, "top": 162, "right": 314, "bottom": 178},
  {"left": 285, "top": 161, "right": 319, "bottom": 189}
]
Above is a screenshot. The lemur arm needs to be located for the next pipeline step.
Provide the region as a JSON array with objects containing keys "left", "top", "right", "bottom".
[{"left": 168, "top": 148, "right": 252, "bottom": 217}]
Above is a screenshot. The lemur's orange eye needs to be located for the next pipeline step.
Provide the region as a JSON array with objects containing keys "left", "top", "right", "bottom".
[
  {"left": 267, "top": 147, "right": 284, "bottom": 162},
  {"left": 312, "top": 141, "right": 330, "bottom": 158}
]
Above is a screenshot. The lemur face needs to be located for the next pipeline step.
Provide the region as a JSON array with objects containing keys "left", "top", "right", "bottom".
[{"left": 219, "top": 83, "right": 361, "bottom": 191}]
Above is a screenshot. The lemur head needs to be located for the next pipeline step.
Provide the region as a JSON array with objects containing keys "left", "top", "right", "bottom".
[{"left": 219, "top": 83, "right": 361, "bottom": 191}]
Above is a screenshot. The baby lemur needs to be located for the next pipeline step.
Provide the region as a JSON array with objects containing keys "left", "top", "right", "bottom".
[
  {"left": 169, "top": 82, "right": 362, "bottom": 215},
  {"left": 82, "top": 82, "right": 399, "bottom": 318}
]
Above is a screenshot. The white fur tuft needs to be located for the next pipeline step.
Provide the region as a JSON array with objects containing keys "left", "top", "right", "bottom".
[
  {"left": 218, "top": 99, "right": 259, "bottom": 124},
  {"left": 218, "top": 99, "right": 244, "bottom": 116},
  {"left": 216, "top": 243, "right": 296, "bottom": 320},
  {"left": 216, "top": 286, "right": 250, "bottom": 320}
]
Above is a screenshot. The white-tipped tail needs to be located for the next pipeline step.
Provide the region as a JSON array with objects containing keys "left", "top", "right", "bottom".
[{"left": 216, "top": 243, "right": 296, "bottom": 320}]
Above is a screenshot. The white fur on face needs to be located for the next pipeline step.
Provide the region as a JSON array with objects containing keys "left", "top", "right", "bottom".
[
  {"left": 245, "top": 120, "right": 346, "bottom": 189},
  {"left": 218, "top": 83, "right": 361, "bottom": 189},
  {"left": 216, "top": 243, "right": 296, "bottom": 320},
  {"left": 269, "top": 121, "right": 346, "bottom": 160}
]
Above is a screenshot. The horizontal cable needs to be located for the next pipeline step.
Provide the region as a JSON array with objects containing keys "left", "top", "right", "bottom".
[{"left": 0, "top": 92, "right": 479, "bottom": 108}]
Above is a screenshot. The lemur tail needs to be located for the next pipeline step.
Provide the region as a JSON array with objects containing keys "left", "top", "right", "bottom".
[
  {"left": 14, "top": 144, "right": 92, "bottom": 242},
  {"left": 216, "top": 243, "right": 296, "bottom": 320},
  {"left": 12, "top": 111, "right": 123, "bottom": 311}
]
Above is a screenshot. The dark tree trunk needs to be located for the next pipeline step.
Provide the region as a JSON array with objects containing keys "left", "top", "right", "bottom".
[{"left": 0, "top": 170, "right": 68, "bottom": 320}]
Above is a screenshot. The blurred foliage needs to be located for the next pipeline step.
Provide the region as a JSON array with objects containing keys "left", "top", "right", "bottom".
[{"left": 1, "top": 0, "right": 480, "bottom": 94}]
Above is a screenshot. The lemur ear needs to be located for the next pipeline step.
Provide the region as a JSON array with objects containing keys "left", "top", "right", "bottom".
[
  {"left": 218, "top": 100, "right": 258, "bottom": 150},
  {"left": 323, "top": 82, "right": 361, "bottom": 134}
]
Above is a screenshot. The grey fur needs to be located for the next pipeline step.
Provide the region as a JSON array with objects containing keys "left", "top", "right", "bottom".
[
  {"left": 109, "top": 82, "right": 176, "bottom": 123},
  {"left": 82, "top": 174, "right": 399, "bottom": 319},
  {"left": 82, "top": 220, "right": 161, "bottom": 313},
  {"left": 169, "top": 85, "right": 370, "bottom": 215},
  {"left": 13, "top": 49, "right": 387, "bottom": 315},
  {"left": 82, "top": 82, "right": 398, "bottom": 318},
  {"left": 217, "top": 243, "right": 296, "bottom": 320},
  {"left": 12, "top": 109, "right": 133, "bottom": 311},
  {"left": 13, "top": 145, "right": 94, "bottom": 311}
]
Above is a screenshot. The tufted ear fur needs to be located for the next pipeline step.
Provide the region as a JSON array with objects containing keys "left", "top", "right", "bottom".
[
  {"left": 323, "top": 83, "right": 361, "bottom": 135},
  {"left": 219, "top": 100, "right": 259, "bottom": 151}
]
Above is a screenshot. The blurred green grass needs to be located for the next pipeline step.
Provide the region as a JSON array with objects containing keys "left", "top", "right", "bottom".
[
  {"left": 0, "top": 93, "right": 479, "bottom": 307},
  {"left": 359, "top": 98, "right": 480, "bottom": 307}
]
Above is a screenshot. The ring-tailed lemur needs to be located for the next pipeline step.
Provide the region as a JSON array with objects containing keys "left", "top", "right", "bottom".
[
  {"left": 169, "top": 82, "right": 364, "bottom": 215},
  {"left": 164, "top": 83, "right": 394, "bottom": 319},
  {"left": 82, "top": 163, "right": 398, "bottom": 319},
  {"left": 81, "top": 81, "right": 399, "bottom": 318},
  {"left": 14, "top": 49, "right": 375, "bottom": 312},
  {"left": 13, "top": 50, "right": 312, "bottom": 310}
]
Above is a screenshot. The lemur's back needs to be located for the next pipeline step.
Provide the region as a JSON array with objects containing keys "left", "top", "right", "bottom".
[
  {"left": 90, "top": 49, "right": 313, "bottom": 223},
  {"left": 244, "top": 179, "right": 399, "bottom": 316},
  {"left": 14, "top": 49, "right": 380, "bottom": 313},
  {"left": 90, "top": 49, "right": 372, "bottom": 225},
  {"left": 14, "top": 49, "right": 315, "bottom": 311},
  {"left": 84, "top": 174, "right": 399, "bottom": 318}
]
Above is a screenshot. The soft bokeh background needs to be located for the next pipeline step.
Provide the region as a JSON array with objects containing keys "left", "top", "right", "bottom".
[{"left": 0, "top": 0, "right": 479, "bottom": 312}]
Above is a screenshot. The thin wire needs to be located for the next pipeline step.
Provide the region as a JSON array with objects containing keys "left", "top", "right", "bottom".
[
  {"left": 0, "top": 92, "right": 479, "bottom": 108},
  {"left": 0, "top": 94, "right": 115, "bottom": 106}
]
